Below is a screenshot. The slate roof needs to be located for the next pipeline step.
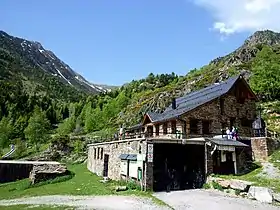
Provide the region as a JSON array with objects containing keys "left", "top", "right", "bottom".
[
  {"left": 209, "top": 139, "right": 249, "bottom": 147},
  {"left": 127, "top": 123, "right": 142, "bottom": 131},
  {"left": 147, "top": 75, "right": 241, "bottom": 123}
]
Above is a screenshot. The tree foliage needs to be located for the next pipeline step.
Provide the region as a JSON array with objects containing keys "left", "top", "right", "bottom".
[
  {"left": 24, "top": 107, "right": 50, "bottom": 150},
  {"left": 250, "top": 46, "right": 280, "bottom": 100}
]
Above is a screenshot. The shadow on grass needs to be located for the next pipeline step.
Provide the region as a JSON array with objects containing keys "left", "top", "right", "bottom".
[{"left": 236, "top": 162, "right": 261, "bottom": 176}]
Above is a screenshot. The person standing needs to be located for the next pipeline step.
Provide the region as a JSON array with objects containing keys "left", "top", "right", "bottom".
[{"left": 226, "top": 127, "right": 231, "bottom": 139}]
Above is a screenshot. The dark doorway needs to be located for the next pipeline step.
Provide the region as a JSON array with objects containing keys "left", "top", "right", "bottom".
[
  {"left": 103, "top": 154, "right": 109, "bottom": 177},
  {"left": 153, "top": 143, "right": 205, "bottom": 192},
  {"left": 213, "top": 151, "right": 235, "bottom": 175}
]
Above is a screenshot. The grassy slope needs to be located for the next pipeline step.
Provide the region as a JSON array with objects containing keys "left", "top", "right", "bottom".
[
  {"left": 0, "top": 164, "right": 164, "bottom": 206},
  {"left": 217, "top": 149, "right": 280, "bottom": 192}
]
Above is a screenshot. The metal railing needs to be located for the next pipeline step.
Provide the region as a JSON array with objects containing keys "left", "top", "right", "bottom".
[{"left": 88, "top": 130, "right": 241, "bottom": 142}]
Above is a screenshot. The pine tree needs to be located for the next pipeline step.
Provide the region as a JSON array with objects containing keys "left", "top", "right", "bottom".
[{"left": 24, "top": 107, "right": 50, "bottom": 151}]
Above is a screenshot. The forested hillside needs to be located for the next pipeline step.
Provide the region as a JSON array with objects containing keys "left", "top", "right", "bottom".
[{"left": 1, "top": 30, "right": 280, "bottom": 158}]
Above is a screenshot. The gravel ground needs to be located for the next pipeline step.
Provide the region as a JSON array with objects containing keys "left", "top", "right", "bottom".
[
  {"left": 259, "top": 162, "right": 280, "bottom": 179},
  {"left": 1, "top": 190, "right": 280, "bottom": 209},
  {"left": 0, "top": 195, "right": 170, "bottom": 210},
  {"left": 154, "top": 189, "right": 280, "bottom": 210}
]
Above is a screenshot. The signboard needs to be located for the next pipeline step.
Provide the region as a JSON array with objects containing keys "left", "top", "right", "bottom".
[
  {"left": 218, "top": 145, "right": 235, "bottom": 151},
  {"left": 147, "top": 144, "right": 153, "bottom": 162}
]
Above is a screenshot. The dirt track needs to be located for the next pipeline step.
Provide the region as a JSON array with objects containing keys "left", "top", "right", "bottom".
[{"left": 154, "top": 189, "right": 280, "bottom": 210}]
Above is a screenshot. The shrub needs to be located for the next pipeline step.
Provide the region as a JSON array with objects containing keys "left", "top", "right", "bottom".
[
  {"left": 212, "top": 181, "right": 224, "bottom": 191},
  {"left": 202, "top": 183, "right": 211, "bottom": 189},
  {"left": 127, "top": 180, "right": 141, "bottom": 191}
]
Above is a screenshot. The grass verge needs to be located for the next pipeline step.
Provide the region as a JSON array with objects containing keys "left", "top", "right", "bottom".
[
  {"left": 0, "top": 164, "right": 167, "bottom": 207},
  {"left": 216, "top": 161, "right": 280, "bottom": 192}
]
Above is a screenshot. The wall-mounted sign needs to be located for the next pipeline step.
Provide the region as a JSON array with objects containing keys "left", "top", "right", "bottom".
[
  {"left": 147, "top": 144, "right": 153, "bottom": 162},
  {"left": 218, "top": 145, "right": 235, "bottom": 151}
]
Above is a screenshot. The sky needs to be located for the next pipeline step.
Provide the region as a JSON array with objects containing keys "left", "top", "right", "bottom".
[{"left": 1, "top": 0, "right": 280, "bottom": 86}]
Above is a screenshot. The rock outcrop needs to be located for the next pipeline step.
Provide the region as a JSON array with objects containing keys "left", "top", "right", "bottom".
[
  {"left": 29, "top": 163, "right": 67, "bottom": 184},
  {"left": 207, "top": 177, "right": 252, "bottom": 192},
  {"left": 248, "top": 186, "right": 273, "bottom": 204}
]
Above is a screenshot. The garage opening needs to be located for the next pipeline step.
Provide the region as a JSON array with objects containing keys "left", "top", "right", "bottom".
[{"left": 153, "top": 143, "right": 205, "bottom": 192}]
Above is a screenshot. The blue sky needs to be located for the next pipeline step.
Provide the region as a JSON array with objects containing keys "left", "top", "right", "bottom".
[{"left": 1, "top": 0, "right": 278, "bottom": 85}]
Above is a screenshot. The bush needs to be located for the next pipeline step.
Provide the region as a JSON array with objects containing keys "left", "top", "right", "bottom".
[
  {"left": 212, "top": 181, "right": 224, "bottom": 191},
  {"left": 127, "top": 180, "right": 141, "bottom": 191},
  {"left": 202, "top": 183, "right": 211, "bottom": 189},
  {"left": 14, "top": 139, "right": 26, "bottom": 158},
  {"left": 73, "top": 140, "right": 84, "bottom": 154}
]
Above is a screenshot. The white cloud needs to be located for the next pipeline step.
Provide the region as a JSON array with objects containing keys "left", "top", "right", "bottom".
[{"left": 191, "top": 0, "right": 280, "bottom": 35}]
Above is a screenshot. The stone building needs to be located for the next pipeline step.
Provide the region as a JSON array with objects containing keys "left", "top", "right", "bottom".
[{"left": 88, "top": 75, "right": 257, "bottom": 191}]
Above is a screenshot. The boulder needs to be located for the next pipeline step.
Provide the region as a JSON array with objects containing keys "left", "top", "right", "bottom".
[
  {"left": 248, "top": 186, "right": 273, "bottom": 203},
  {"left": 217, "top": 179, "right": 231, "bottom": 188},
  {"left": 229, "top": 180, "right": 252, "bottom": 192},
  {"left": 207, "top": 177, "right": 230, "bottom": 188},
  {"left": 29, "top": 163, "right": 67, "bottom": 184},
  {"left": 273, "top": 193, "right": 280, "bottom": 203}
]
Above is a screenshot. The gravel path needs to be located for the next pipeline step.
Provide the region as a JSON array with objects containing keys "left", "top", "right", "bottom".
[
  {"left": 259, "top": 162, "right": 280, "bottom": 179},
  {"left": 154, "top": 189, "right": 280, "bottom": 210},
  {"left": 1, "top": 190, "right": 280, "bottom": 209},
  {"left": 0, "top": 195, "right": 169, "bottom": 210}
]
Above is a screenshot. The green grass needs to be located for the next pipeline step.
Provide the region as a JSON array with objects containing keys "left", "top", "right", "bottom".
[
  {"left": 216, "top": 151, "right": 280, "bottom": 192},
  {"left": 0, "top": 164, "right": 166, "bottom": 207},
  {"left": 270, "top": 149, "right": 280, "bottom": 169}
]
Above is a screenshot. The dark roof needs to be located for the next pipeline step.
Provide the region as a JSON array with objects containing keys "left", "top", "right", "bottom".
[
  {"left": 209, "top": 139, "right": 248, "bottom": 147},
  {"left": 127, "top": 123, "right": 142, "bottom": 131},
  {"left": 147, "top": 75, "right": 241, "bottom": 122},
  {"left": 119, "top": 154, "right": 137, "bottom": 161}
]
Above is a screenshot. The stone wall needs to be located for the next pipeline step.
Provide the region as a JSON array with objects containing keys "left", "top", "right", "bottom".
[
  {"left": 251, "top": 137, "right": 280, "bottom": 161},
  {"left": 205, "top": 145, "right": 213, "bottom": 175},
  {"left": 87, "top": 139, "right": 147, "bottom": 181},
  {"left": 180, "top": 94, "right": 256, "bottom": 137}
]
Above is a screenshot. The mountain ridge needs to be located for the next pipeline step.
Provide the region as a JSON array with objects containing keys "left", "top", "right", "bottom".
[{"left": 0, "top": 30, "right": 114, "bottom": 94}]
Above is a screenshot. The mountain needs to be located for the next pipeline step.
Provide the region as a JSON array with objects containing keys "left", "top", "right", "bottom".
[
  {"left": 0, "top": 30, "right": 113, "bottom": 95},
  {"left": 112, "top": 30, "right": 280, "bottom": 132}
]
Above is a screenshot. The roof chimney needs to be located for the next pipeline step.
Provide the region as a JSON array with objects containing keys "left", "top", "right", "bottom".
[{"left": 172, "top": 98, "right": 176, "bottom": 109}]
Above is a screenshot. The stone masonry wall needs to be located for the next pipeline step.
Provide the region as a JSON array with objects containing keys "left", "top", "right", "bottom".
[
  {"left": 87, "top": 139, "right": 147, "bottom": 180},
  {"left": 251, "top": 137, "right": 280, "bottom": 161},
  {"left": 205, "top": 145, "right": 213, "bottom": 175},
  {"left": 180, "top": 94, "right": 256, "bottom": 137}
]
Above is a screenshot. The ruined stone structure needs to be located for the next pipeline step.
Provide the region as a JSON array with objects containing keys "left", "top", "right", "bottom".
[{"left": 88, "top": 75, "right": 258, "bottom": 191}]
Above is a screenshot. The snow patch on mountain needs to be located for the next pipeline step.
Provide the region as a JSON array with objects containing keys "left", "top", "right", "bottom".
[{"left": 56, "top": 68, "right": 72, "bottom": 85}]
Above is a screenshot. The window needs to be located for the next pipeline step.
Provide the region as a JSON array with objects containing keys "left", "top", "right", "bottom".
[
  {"left": 100, "top": 148, "right": 103, "bottom": 160},
  {"left": 163, "top": 123, "right": 168, "bottom": 134},
  {"left": 241, "top": 118, "right": 252, "bottom": 127},
  {"left": 94, "top": 148, "right": 97, "bottom": 159},
  {"left": 230, "top": 118, "right": 236, "bottom": 129},
  {"left": 171, "top": 121, "right": 176, "bottom": 134},
  {"left": 190, "top": 119, "right": 199, "bottom": 134},
  {"left": 155, "top": 124, "right": 160, "bottom": 136},
  {"left": 97, "top": 148, "right": 100, "bottom": 159},
  {"left": 220, "top": 98, "right": 225, "bottom": 115},
  {"left": 202, "top": 120, "right": 210, "bottom": 134}
]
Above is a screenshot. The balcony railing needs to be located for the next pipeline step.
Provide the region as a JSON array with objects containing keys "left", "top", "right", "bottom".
[{"left": 87, "top": 128, "right": 280, "bottom": 143}]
